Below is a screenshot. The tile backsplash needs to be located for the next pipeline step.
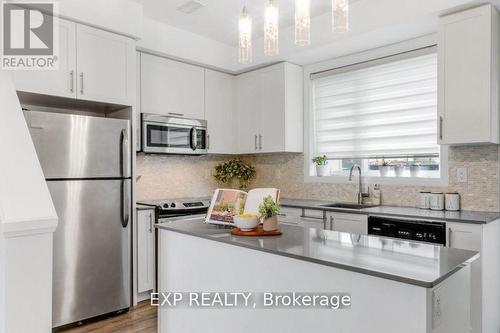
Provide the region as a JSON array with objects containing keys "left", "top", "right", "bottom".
[
  {"left": 136, "top": 145, "right": 500, "bottom": 212},
  {"left": 136, "top": 154, "right": 229, "bottom": 201}
]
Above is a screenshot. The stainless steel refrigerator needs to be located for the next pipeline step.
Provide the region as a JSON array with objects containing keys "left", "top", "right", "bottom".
[{"left": 24, "top": 111, "right": 131, "bottom": 328}]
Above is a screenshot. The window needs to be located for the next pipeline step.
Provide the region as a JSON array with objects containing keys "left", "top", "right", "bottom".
[{"left": 308, "top": 47, "right": 444, "bottom": 180}]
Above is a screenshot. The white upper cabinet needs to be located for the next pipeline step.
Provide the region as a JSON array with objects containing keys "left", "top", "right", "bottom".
[
  {"left": 205, "top": 70, "right": 235, "bottom": 154},
  {"left": 260, "top": 65, "right": 286, "bottom": 153},
  {"left": 12, "top": 18, "right": 76, "bottom": 99},
  {"left": 12, "top": 19, "right": 135, "bottom": 106},
  {"left": 140, "top": 53, "right": 205, "bottom": 119},
  {"left": 76, "top": 25, "right": 135, "bottom": 105},
  {"left": 236, "top": 71, "right": 261, "bottom": 153},
  {"left": 438, "top": 4, "right": 500, "bottom": 144},
  {"left": 236, "top": 62, "right": 303, "bottom": 154}
]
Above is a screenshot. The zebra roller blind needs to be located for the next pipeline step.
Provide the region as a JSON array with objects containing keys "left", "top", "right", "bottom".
[{"left": 311, "top": 48, "right": 438, "bottom": 160}]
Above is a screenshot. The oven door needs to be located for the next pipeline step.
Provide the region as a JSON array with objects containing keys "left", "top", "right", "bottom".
[{"left": 142, "top": 114, "right": 207, "bottom": 154}]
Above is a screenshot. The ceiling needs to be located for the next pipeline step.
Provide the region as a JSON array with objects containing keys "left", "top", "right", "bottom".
[
  {"left": 135, "top": 0, "right": 500, "bottom": 72},
  {"left": 136, "top": 0, "right": 346, "bottom": 46}
]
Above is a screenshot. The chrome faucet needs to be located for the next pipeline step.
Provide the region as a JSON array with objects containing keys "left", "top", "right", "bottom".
[{"left": 349, "top": 164, "right": 369, "bottom": 205}]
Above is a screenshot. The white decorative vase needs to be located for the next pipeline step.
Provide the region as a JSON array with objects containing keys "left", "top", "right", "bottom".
[
  {"left": 379, "top": 165, "right": 390, "bottom": 177},
  {"left": 410, "top": 165, "right": 421, "bottom": 177},
  {"left": 394, "top": 165, "right": 404, "bottom": 177},
  {"left": 316, "top": 164, "right": 330, "bottom": 177}
]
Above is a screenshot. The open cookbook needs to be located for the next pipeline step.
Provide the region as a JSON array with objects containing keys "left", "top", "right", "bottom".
[{"left": 205, "top": 188, "right": 280, "bottom": 226}]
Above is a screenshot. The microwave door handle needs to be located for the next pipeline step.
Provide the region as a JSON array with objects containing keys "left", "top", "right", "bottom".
[{"left": 190, "top": 127, "right": 197, "bottom": 150}]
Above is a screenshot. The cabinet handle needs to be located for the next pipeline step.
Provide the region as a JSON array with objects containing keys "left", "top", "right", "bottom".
[
  {"left": 329, "top": 216, "right": 334, "bottom": 230},
  {"left": 439, "top": 116, "right": 443, "bottom": 140},
  {"left": 207, "top": 134, "right": 210, "bottom": 150},
  {"left": 254, "top": 135, "right": 258, "bottom": 150},
  {"left": 168, "top": 112, "right": 184, "bottom": 117},
  {"left": 69, "top": 70, "right": 74, "bottom": 93},
  {"left": 259, "top": 134, "right": 263, "bottom": 150},
  {"left": 448, "top": 228, "right": 452, "bottom": 247},
  {"left": 149, "top": 212, "right": 154, "bottom": 233},
  {"left": 79, "top": 72, "right": 84, "bottom": 95}
]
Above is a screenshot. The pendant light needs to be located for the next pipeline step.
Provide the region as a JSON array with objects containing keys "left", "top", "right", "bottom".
[
  {"left": 238, "top": 6, "right": 252, "bottom": 64},
  {"left": 332, "top": 0, "right": 349, "bottom": 33},
  {"left": 295, "top": 0, "right": 310, "bottom": 46},
  {"left": 264, "top": 0, "right": 279, "bottom": 56}
]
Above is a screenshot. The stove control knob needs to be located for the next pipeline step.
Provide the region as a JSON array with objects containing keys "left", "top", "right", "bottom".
[
  {"left": 170, "top": 203, "right": 176, "bottom": 208},
  {"left": 163, "top": 203, "right": 169, "bottom": 209}
]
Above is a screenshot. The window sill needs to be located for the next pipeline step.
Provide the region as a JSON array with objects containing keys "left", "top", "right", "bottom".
[{"left": 304, "top": 174, "right": 448, "bottom": 187}]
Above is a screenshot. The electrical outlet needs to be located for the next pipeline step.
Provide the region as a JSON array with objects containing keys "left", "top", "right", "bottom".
[
  {"left": 432, "top": 287, "right": 443, "bottom": 329},
  {"left": 456, "top": 167, "right": 468, "bottom": 183}
]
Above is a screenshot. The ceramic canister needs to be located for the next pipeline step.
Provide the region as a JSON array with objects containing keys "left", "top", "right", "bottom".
[
  {"left": 430, "top": 192, "right": 445, "bottom": 211},
  {"left": 419, "top": 191, "right": 431, "bottom": 209},
  {"left": 445, "top": 193, "right": 460, "bottom": 211}
]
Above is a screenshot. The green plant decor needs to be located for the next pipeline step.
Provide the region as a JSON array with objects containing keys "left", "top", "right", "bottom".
[
  {"left": 379, "top": 159, "right": 389, "bottom": 166},
  {"left": 258, "top": 196, "right": 280, "bottom": 220},
  {"left": 312, "top": 155, "right": 328, "bottom": 166},
  {"left": 213, "top": 159, "right": 256, "bottom": 191}
]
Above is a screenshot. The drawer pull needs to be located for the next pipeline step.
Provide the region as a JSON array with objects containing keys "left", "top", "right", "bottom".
[{"left": 300, "top": 215, "right": 324, "bottom": 220}]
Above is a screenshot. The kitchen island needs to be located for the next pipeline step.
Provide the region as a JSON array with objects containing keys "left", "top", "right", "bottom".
[{"left": 156, "top": 218, "right": 478, "bottom": 333}]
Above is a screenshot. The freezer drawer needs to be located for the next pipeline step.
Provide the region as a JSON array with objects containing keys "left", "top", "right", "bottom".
[
  {"left": 48, "top": 179, "right": 131, "bottom": 328},
  {"left": 24, "top": 111, "right": 130, "bottom": 179}
]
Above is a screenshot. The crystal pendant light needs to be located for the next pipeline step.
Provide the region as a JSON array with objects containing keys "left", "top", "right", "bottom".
[
  {"left": 238, "top": 6, "right": 252, "bottom": 64},
  {"left": 295, "top": 0, "right": 311, "bottom": 46},
  {"left": 332, "top": 0, "right": 349, "bottom": 33},
  {"left": 264, "top": 0, "right": 279, "bottom": 56}
]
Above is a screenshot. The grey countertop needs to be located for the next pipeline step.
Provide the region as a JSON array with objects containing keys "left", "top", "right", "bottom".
[
  {"left": 156, "top": 217, "right": 479, "bottom": 288},
  {"left": 280, "top": 198, "right": 500, "bottom": 224}
]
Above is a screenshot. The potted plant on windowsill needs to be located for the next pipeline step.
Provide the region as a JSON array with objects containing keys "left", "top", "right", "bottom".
[
  {"left": 258, "top": 196, "right": 280, "bottom": 232},
  {"left": 394, "top": 163, "right": 405, "bottom": 177},
  {"left": 312, "top": 155, "right": 329, "bottom": 177},
  {"left": 410, "top": 163, "right": 421, "bottom": 177},
  {"left": 378, "top": 159, "right": 390, "bottom": 177}
]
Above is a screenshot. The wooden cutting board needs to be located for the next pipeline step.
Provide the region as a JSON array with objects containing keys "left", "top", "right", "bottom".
[{"left": 231, "top": 226, "right": 282, "bottom": 237}]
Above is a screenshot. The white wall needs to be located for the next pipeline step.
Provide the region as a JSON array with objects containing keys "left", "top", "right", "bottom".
[
  {"left": 138, "top": 17, "right": 238, "bottom": 73},
  {"left": 0, "top": 71, "right": 58, "bottom": 333},
  {"left": 9, "top": 0, "right": 143, "bottom": 39}
]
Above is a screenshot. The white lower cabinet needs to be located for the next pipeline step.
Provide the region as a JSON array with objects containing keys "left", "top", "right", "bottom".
[
  {"left": 326, "top": 212, "right": 368, "bottom": 235},
  {"left": 278, "top": 207, "right": 325, "bottom": 229},
  {"left": 446, "top": 222, "right": 482, "bottom": 333},
  {"left": 447, "top": 222, "right": 481, "bottom": 251},
  {"left": 137, "top": 209, "right": 155, "bottom": 293}
]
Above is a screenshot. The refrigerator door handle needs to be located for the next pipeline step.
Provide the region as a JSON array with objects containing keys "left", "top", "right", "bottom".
[
  {"left": 120, "top": 129, "right": 129, "bottom": 177},
  {"left": 121, "top": 180, "right": 130, "bottom": 228}
]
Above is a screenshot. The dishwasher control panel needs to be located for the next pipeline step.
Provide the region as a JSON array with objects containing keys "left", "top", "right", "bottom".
[{"left": 368, "top": 216, "right": 446, "bottom": 246}]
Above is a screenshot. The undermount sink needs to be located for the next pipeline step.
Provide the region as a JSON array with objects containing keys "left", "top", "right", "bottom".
[{"left": 320, "top": 203, "right": 378, "bottom": 210}]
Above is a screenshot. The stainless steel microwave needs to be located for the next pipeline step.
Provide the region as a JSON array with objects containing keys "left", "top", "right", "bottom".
[{"left": 142, "top": 113, "right": 207, "bottom": 154}]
